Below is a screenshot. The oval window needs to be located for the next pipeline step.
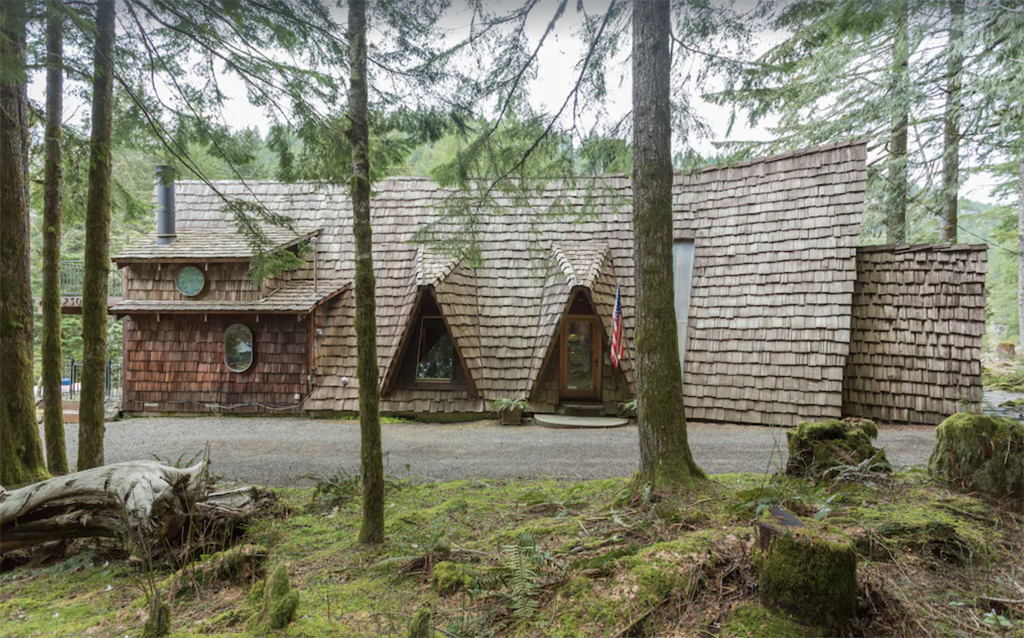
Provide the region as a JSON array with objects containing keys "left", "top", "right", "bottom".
[
  {"left": 176, "top": 266, "right": 205, "bottom": 296},
  {"left": 224, "top": 324, "right": 254, "bottom": 373}
]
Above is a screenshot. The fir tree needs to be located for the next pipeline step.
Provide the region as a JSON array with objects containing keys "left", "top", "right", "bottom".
[{"left": 1, "top": 0, "right": 49, "bottom": 486}]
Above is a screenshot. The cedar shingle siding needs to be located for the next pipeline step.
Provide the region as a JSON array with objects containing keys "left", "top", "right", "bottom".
[
  {"left": 123, "top": 314, "right": 309, "bottom": 413},
  {"left": 113, "top": 140, "right": 987, "bottom": 424},
  {"left": 843, "top": 244, "right": 987, "bottom": 424}
]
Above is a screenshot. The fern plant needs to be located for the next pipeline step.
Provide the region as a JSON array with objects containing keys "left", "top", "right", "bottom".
[
  {"left": 492, "top": 397, "right": 532, "bottom": 415},
  {"left": 378, "top": 513, "right": 453, "bottom": 574},
  {"left": 502, "top": 532, "right": 541, "bottom": 622}
]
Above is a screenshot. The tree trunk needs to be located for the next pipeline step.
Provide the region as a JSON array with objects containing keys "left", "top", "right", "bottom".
[
  {"left": 78, "top": 0, "right": 117, "bottom": 470},
  {"left": 0, "top": 0, "right": 49, "bottom": 487},
  {"left": 631, "top": 0, "right": 704, "bottom": 489},
  {"left": 940, "top": 0, "right": 964, "bottom": 243},
  {"left": 42, "top": 1, "right": 68, "bottom": 475},
  {"left": 348, "top": 0, "right": 384, "bottom": 545},
  {"left": 887, "top": 0, "right": 909, "bottom": 244},
  {"left": 1018, "top": 146, "right": 1023, "bottom": 345}
]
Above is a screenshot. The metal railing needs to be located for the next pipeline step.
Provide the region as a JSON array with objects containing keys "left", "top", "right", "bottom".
[
  {"left": 62, "top": 357, "right": 121, "bottom": 399},
  {"left": 60, "top": 260, "right": 122, "bottom": 297}
]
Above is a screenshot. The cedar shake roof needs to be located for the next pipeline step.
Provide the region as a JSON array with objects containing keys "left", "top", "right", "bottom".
[
  {"left": 113, "top": 227, "right": 322, "bottom": 263},
  {"left": 160, "top": 139, "right": 870, "bottom": 423},
  {"left": 112, "top": 279, "right": 350, "bottom": 314}
]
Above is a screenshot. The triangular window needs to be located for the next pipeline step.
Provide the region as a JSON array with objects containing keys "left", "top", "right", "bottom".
[{"left": 392, "top": 291, "right": 469, "bottom": 389}]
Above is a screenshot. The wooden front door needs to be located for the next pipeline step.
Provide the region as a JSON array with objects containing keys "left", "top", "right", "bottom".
[{"left": 560, "top": 316, "right": 602, "bottom": 400}]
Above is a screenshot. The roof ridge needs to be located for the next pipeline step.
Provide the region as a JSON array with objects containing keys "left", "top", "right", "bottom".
[
  {"left": 675, "top": 138, "right": 869, "bottom": 176},
  {"left": 857, "top": 242, "right": 988, "bottom": 253}
]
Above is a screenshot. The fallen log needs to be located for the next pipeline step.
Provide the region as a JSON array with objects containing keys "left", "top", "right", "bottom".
[{"left": 0, "top": 461, "right": 272, "bottom": 555}]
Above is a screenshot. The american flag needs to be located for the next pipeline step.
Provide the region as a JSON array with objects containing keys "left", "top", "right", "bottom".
[{"left": 610, "top": 282, "right": 624, "bottom": 368}]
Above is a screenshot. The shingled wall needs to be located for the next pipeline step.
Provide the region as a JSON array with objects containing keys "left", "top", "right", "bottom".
[
  {"left": 842, "top": 244, "right": 987, "bottom": 424},
  {"left": 124, "top": 262, "right": 258, "bottom": 301},
  {"left": 123, "top": 314, "right": 310, "bottom": 413},
  {"left": 673, "top": 142, "right": 866, "bottom": 426}
]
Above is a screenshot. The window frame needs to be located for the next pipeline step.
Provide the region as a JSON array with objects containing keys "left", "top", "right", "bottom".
[
  {"left": 414, "top": 315, "right": 455, "bottom": 383},
  {"left": 224, "top": 322, "right": 255, "bottom": 373},
  {"left": 175, "top": 265, "right": 205, "bottom": 297}
]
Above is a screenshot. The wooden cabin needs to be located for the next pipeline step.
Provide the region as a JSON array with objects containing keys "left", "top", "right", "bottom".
[{"left": 111, "top": 141, "right": 988, "bottom": 425}]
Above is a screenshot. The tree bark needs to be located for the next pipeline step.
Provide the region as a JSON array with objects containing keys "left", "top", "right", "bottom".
[
  {"left": 887, "top": 0, "right": 910, "bottom": 244},
  {"left": 43, "top": 1, "right": 69, "bottom": 475},
  {"left": 1018, "top": 146, "right": 1023, "bottom": 345},
  {"left": 79, "top": 0, "right": 117, "bottom": 470},
  {"left": 348, "top": 0, "right": 385, "bottom": 544},
  {"left": 0, "top": 0, "right": 49, "bottom": 487},
  {"left": 940, "top": 0, "right": 964, "bottom": 243},
  {"left": 631, "top": 0, "right": 704, "bottom": 489}
]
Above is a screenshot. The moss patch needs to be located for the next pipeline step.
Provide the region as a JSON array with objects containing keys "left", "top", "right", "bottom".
[
  {"left": 1, "top": 473, "right": 1021, "bottom": 637},
  {"left": 786, "top": 418, "right": 889, "bottom": 479},
  {"left": 432, "top": 561, "right": 471, "bottom": 595},
  {"left": 719, "top": 602, "right": 817, "bottom": 638},
  {"left": 928, "top": 413, "right": 1024, "bottom": 500}
]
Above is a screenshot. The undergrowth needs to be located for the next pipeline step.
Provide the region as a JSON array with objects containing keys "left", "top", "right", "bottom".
[{"left": 2, "top": 472, "right": 1022, "bottom": 638}]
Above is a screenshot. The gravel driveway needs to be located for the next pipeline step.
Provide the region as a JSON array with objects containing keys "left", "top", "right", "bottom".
[{"left": 51, "top": 417, "right": 937, "bottom": 486}]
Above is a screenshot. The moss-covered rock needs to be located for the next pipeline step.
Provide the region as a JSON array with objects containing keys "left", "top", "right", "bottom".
[
  {"left": 786, "top": 418, "right": 889, "bottom": 479},
  {"left": 432, "top": 561, "right": 471, "bottom": 595},
  {"left": 142, "top": 593, "right": 171, "bottom": 637},
  {"left": 247, "top": 564, "right": 300, "bottom": 633},
  {"left": 759, "top": 524, "right": 858, "bottom": 628},
  {"left": 928, "top": 413, "right": 1024, "bottom": 500}
]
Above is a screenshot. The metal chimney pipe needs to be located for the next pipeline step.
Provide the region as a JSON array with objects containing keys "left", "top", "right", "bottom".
[{"left": 155, "top": 165, "right": 176, "bottom": 245}]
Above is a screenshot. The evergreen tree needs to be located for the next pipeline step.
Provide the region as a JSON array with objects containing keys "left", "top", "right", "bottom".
[
  {"left": 1, "top": 0, "right": 49, "bottom": 486},
  {"left": 712, "top": 0, "right": 923, "bottom": 242},
  {"left": 631, "top": 0, "right": 705, "bottom": 489},
  {"left": 940, "top": 0, "right": 965, "bottom": 242},
  {"left": 347, "top": 0, "right": 384, "bottom": 546},
  {"left": 78, "top": 0, "right": 117, "bottom": 470},
  {"left": 42, "top": 0, "right": 68, "bottom": 475},
  {"left": 969, "top": 3, "right": 1024, "bottom": 340},
  {"left": 888, "top": 0, "right": 911, "bottom": 242}
]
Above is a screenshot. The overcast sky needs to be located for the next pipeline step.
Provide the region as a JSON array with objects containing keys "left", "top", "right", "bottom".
[{"left": 28, "top": 0, "right": 1003, "bottom": 204}]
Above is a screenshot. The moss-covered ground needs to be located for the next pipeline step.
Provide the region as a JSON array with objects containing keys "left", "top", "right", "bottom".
[{"left": 2, "top": 470, "right": 1023, "bottom": 637}]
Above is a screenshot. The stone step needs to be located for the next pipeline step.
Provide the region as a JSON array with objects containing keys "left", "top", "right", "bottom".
[
  {"left": 556, "top": 403, "right": 605, "bottom": 417},
  {"left": 535, "top": 414, "right": 629, "bottom": 429}
]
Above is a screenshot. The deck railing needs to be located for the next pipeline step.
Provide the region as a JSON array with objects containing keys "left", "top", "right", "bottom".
[
  {"left": 62, "top": 357, "right": 121, "bottom": 399},
  {"left": 60, "top": 260, "right": 122, "bottom": 297}
]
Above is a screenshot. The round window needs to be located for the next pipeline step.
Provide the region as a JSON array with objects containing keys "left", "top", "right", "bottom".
[
  {"left": 224, "top": 324, "right": 254, "bottom": 373},
  {"left": 176, "top": 266, "right": 205, "bottom": 296}
]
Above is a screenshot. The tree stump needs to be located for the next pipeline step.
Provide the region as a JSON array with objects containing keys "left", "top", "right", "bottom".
[
  {"left": 757, "top": 517, "right": 858, "bottom": 629},
  {"left": 928, "top": 413, "right": 1024, "bottom": 500},
  {"left": 248, "top": 564, "right": 299, "bottom": 632},
  {"left": 786, "top": 418, "right": 889, "bottom": 479},
  {"left": 409, "top": 607, "right": 432, "bottom": 638}
]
